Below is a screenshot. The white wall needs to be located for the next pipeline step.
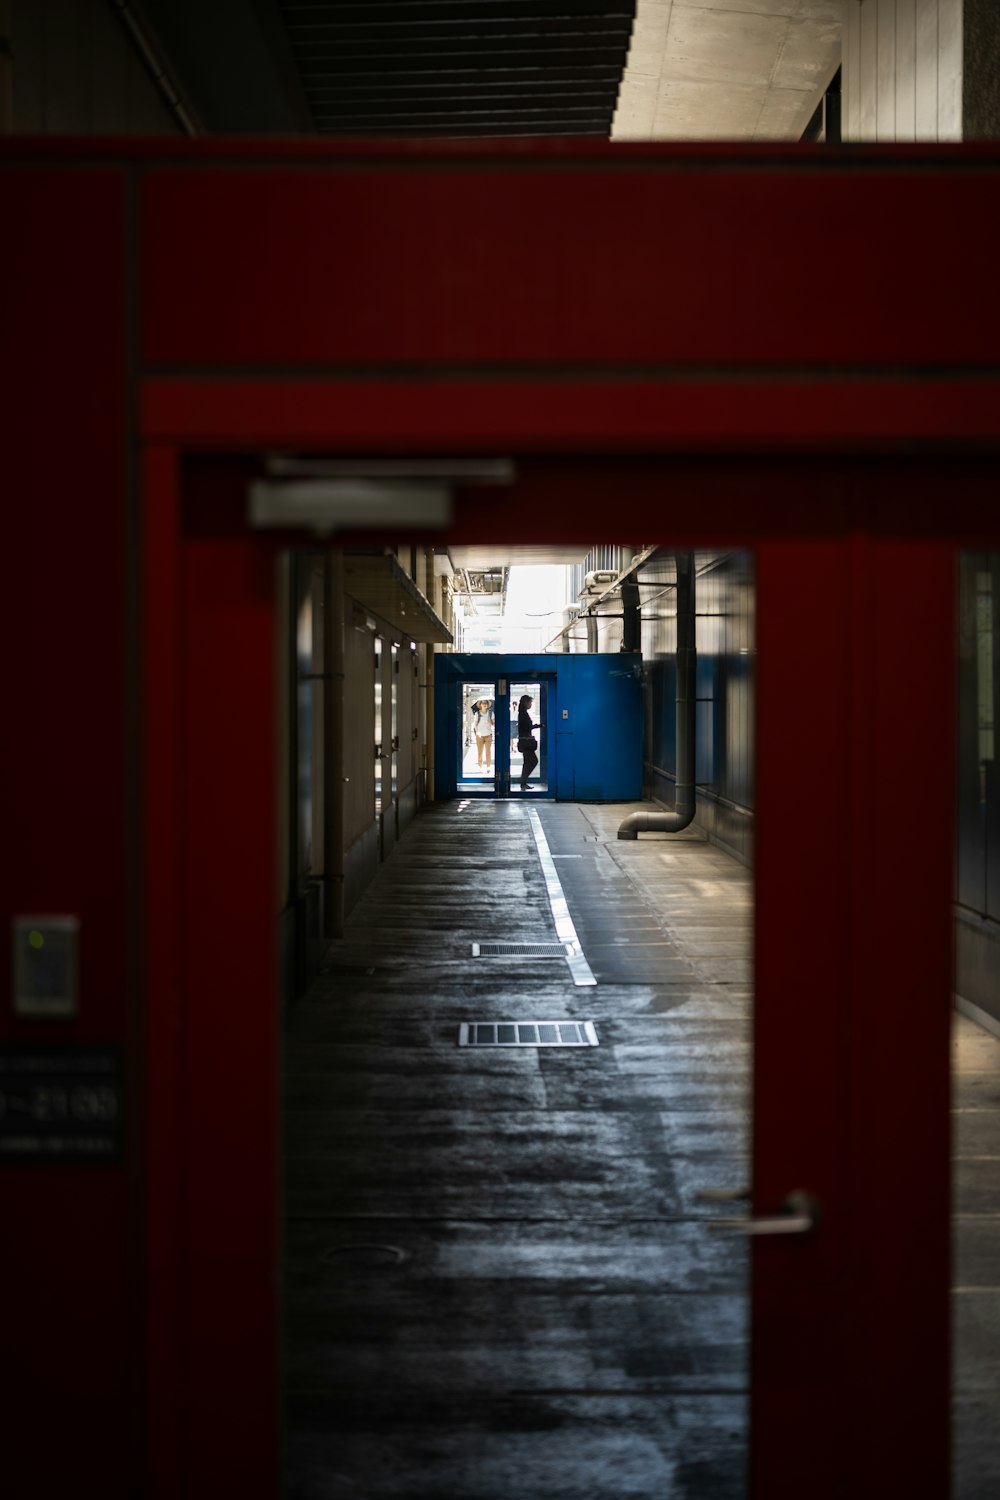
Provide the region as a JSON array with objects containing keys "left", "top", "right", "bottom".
[{"left": 843, "top": 0, "right": 963, "bottom": 140}]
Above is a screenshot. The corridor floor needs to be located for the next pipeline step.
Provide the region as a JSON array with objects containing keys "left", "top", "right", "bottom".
[
  {"left": 282, "top": 799, "right": 1000, "bottom": 1498},
  {"left": 283, "top": 800, "right": 752, "bottom": 1499}
]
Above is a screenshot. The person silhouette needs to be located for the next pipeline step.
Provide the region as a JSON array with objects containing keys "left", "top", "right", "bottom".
[{"left": 516, "top": 694, "right": 539, "bottom": 791}]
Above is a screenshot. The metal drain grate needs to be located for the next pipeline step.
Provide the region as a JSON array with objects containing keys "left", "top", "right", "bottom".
[
  {"left": 472, "top": 941, "right": 570, "bottom": 958},
  {"left": 459, "top": 1021, "right": 599, "bottom": 1047}
]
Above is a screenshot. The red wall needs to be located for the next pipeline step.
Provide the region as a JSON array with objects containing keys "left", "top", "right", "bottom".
[
  {"left": 3, "top": 139, "right": 1000, "bottom": 1499},
  {"left": 0, "top": 169, "right": 135, "bottom": 1490}
]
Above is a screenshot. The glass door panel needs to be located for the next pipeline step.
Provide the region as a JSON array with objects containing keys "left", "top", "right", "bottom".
[
  {"left": 390, "top": 642, "right": 399, "bottom": 825},
  {"left": 458, "top": 681, "right": 498, "bottom": 793},
  {"left": 373, "top": 635, "right": 383, "bottom": 809},
  {"left": 510, "top": 681, "right": 547, "bottom": 794}
]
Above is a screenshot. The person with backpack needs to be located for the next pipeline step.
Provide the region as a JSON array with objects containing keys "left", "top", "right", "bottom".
[{"left": 472, "top": 698, "right": 495, "bottom": 769}]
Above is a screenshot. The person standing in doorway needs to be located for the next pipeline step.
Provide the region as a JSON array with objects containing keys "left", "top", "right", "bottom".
[
  {"left": 472, "top": 698, "right": 494, "bottom": 769},
  {"left": 517, "top": 694, "right": 539, "bottom": 791}
]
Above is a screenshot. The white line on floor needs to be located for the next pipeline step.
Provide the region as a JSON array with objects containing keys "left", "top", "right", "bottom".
[{"left": 526, "top": 807, "right": 597, "bottom": 988}]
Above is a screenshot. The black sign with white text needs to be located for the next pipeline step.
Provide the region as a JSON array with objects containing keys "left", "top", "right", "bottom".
[{"left": 0, "top": 1048, "right": 122, "bottom": 1162}]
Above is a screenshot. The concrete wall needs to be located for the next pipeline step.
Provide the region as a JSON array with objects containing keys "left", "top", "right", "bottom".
[
  {"left": 277, "top": 549, "right": 437, "bottom": 996},
  {"left": 1, "top": 0, "right": 181, "bottom": 134},
  {"left": 842, "top": 0, "right": 962, "bottom": 141},
  {"left": 963, "top": 0, "right": 1000, "bottom": 138}
]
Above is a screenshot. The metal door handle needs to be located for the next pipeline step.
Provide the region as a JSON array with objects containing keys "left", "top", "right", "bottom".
[{"left": 698, "top": 1188, "right": 821, "bottom": 1236}]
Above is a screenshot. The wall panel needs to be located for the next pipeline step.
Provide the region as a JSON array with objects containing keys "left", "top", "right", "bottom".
[
  {"left": 915, "top": 0, "right": 940, "bottom": 138},
  {"left": 6, "top": 0, "right": 179, "bottom": 134},
  {"left": 0, "top": 166, "right": 134, "bottom": 1494},
  {"left": 639, "top": 551, "right": 755, "bottom": 864},
  {"left": 844, "top": 0, "right": 962, "bottom": 141},
  {"left": 896, "top": 0, "right": 917, "bottom": 140},
  {"left": 343, "top": 604, "right": 375, "bottom": 849}
]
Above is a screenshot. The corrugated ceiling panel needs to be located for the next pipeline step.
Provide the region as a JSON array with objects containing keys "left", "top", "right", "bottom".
[{"left": 279, "top": 1, "right": 637, "bottom": 137}]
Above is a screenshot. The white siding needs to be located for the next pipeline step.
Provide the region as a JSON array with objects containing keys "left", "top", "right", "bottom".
[{"left": 843, "top": 0, "right": 963, "bottom": 141}]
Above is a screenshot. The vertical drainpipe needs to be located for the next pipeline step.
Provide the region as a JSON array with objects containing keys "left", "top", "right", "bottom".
[
  {"left": 586, "top": 613, "right": 598, "bottom": 651},
  {"left": 425, "top": 638, "right": 435, "bottom": 804},
  {"left": 621, "top": 577, "right": 641, "bottom": 653},
  {"left": 324, "top": 550, "right": 346, "bottom": 937},
  {"left": 618, "top": 551, "right": 696, "bottom": 838}
]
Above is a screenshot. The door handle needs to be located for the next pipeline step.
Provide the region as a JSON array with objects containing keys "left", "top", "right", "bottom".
[{"left": 697, "top": 1188, "right": 821, "bottom": 1236}]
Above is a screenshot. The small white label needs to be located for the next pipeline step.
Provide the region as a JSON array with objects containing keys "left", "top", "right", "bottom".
[{"left": 12, "top": 916, "right": 79, "bottom": 1019}]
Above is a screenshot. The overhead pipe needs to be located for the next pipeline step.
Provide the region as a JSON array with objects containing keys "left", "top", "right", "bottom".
[
  {"left": 109, "top": 0, "right": 202, "bottom": 137},
  {"left": 618, "top": 552, "right": 696, "bottom": 839}
]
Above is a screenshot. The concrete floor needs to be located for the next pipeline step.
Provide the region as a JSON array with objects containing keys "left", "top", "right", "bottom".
[
  {"left": 283, "top": 799, "right": 1000, "bottom": 1499},
  {"left": 953, "top": 1013, "right": 1000, "bottom": 1499}
]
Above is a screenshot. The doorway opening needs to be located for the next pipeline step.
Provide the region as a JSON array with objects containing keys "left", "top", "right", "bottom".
[
  {"left": 157, "top": 448, "right": 962, "bottom": 1500},
  {"left": 278, "top": 538, "right": 756, "bottom": 1498}
]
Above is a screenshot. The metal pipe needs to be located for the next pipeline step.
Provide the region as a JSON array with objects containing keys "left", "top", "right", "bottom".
[
  {"left": 618, "top": 552, "right": 696, "bottom": 839},
  {"left": 109, "top": 0, "right": 201, "bottom": 137},
  {"left": 621, "top": 578, "right": 641, "bottom": 652}
]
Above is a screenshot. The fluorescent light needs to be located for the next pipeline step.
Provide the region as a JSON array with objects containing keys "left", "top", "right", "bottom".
[{"left": 248, "top": 480, "right": 452, "bottom": 535}]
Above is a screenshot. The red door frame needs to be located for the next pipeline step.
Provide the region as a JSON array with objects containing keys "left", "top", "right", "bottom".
[
  {"left": 143, "top": 382, "right": 998, "bottom": 1500},
  {"left": 3, "top": 137, "right": 998, "bottom": 1500},
  {"left": 128, "top": 140, "right": 1000, "bottom": 1498}
]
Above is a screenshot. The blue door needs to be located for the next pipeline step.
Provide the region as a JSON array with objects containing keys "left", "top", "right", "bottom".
[
  {"left": 452, "top": 672, "right": 555, "bottom": 799},
  {"left": 457, "top": 676, "right": 504, "bottom": 797},
  {"left": 435, "top": 653, "right": 642, "bottom": 802}
]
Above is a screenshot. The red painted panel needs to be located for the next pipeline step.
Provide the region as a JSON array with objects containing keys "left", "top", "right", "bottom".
[
  {"left": 0, "top": 169, "right": 135, "bottom": 1494},
  {"left": 1, "top": 170, "right": 128, "bottom": 1036},
  {"left": 143, "top": 164, "right": 1000, "bottom": 367},
  {"left": 753, "top": 540, "right": 854, "bottom": 1491},
  {"left": 0, "top": 145, "right": 988, "bottom": 1500},
  {"left": 143, "top": 445, "right": 184, "bottom": 1497},
  {"left": 177, "top": 514, "right": 278, "bottom": 1495},
  {"left": 842, "top": 540, "right": 953, "bottom": 1487},
  {"left": 753, "top": 538, "right": 952, "bottom": 1494},
  {"left": 142, "top": 376, "right": 1000, "bottom": 452}
]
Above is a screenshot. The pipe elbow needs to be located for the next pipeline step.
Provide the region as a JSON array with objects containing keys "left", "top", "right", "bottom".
[{"left": 617, "top": 808, "right": 695, "bottom": 839}]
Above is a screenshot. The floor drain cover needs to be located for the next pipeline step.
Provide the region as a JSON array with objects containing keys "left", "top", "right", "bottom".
[
  {"left": 472, "top": 942, "right": 569, "bottom": 957},
  {"left": 459, "top": 1021, "right": 599, "bottom": 1047},
  {"left": 321, "top": 1243, "right": 407, "bottom": 1268}
]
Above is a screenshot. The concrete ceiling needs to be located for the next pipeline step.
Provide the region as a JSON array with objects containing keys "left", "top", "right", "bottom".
[
  {"left": 136, "top": 0, "right": 839, "bottom": 144},
  {"left": 612, "top": 0, "right": 840, "bottom": 141},
  {"left": 128, "top": 2, "right": 840, "bottom": 606},
  {"left": 277, "top": 0, "right": 637, "bottom": 138}
]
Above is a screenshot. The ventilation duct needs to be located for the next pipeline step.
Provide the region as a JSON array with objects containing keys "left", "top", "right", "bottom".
[{"left": 621, "top": 578, "right": 641, "bottom": 653}]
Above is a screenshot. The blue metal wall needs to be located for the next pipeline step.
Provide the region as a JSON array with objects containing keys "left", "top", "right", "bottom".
[
  {"left": 434, "top": 652, "right": 643, "bottom": 801},
  {"left": 640, "top": 552, "right": 755, "bottom": 865}
]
